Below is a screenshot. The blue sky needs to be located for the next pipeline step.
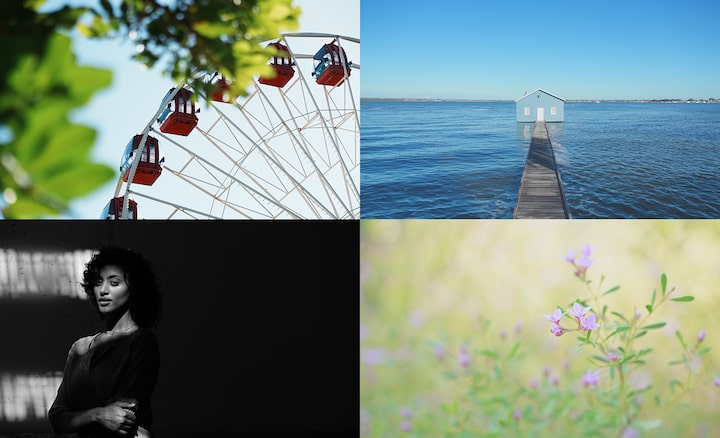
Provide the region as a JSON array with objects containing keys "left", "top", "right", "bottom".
[
  {"left": 361, "top": 0, "right": 720, "bottom": 100},
  {"left": 36, "top": 0, "right": 359, "bottom": 218}
]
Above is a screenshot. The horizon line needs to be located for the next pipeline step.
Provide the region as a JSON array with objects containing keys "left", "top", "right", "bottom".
[{"left": 361, "top": 97, "right": 720, "bottom": 102}]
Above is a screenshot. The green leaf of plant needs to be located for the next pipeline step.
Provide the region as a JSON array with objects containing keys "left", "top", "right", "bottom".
[
  {"left": 675, "top": 331, "right": 687, "bottom": 350},
  {"left": 479, "top": 349, "right": 499, "bottom": 361},
  {"left": 25, "top": 124, "right": 96, "bottom": 177},
  {"left": 670, "top": 296, "right": 694, "bottom": 302},
  {"left": 661, "top": 273, "right": 668, "bottom": 296},
  {"left": 633, "top": 330, "right": 648, "bottom": 339},
  {"left": 505, "top": 341, "right": 520, "bottom": 361},
  {"left": 651, "top": 287, "right": 657, "bottom": 307},
  {"left": 1, "top": 196, "right": 61, "bottom": 218},
  {"left": 642, "top": 322, "right": 667, "bottom": 330},
  {"left": 610, "top": 311, "right": 630, "bottom": 324},
  {"left": 602, "top": 285, "right": 620, "bottom": 296},
  {"left": 645, "top": 304, "right": 653, "bottom": 314},
  {"left": 591, "top": 355, "right": 609, "bottom": 364},
  {"left": 36, "top": 163, "right": 114, "bottom": 199}
]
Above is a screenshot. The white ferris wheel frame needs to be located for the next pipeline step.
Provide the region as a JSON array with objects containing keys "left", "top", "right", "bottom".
[{"left": 114, "top": 32, "right": 360, "bottom": 219}]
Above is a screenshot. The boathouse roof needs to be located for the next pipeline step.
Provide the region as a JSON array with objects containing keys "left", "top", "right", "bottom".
[{"left": 514, "top": 89, "right": 566, "bottom": 102}]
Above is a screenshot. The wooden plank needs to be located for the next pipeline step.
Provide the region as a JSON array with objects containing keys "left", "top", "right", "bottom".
[{"left": 514, "top": 121, "right": 571, "bottom": 219}]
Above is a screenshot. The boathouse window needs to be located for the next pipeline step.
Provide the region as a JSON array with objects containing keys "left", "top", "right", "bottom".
[
  {"left": 524, "top": 107, "right": 530, "bottom": 116},
  {"left": 551, "top": 107, "right": 557, "bottom": 115}
]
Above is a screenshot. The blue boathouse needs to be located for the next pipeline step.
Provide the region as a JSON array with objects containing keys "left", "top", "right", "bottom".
[{"left": 515, "top": 89, "right": 565, "bottom": 122}]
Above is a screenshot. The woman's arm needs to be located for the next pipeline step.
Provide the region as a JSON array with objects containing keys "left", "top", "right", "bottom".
[{"left": 50, "top": 399, "right": 138, "bottom": 435}]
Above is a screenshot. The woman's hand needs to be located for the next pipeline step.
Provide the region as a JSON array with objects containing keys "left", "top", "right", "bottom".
[{"left": 95, "top": 399, "right": 138, "bottom": 435}]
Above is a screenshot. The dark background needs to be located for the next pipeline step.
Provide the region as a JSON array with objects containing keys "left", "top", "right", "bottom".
[{"left": 0, "top": 220, "right": 359, "bottom": 435}]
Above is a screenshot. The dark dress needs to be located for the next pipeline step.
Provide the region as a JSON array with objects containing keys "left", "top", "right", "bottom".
[{"left": 49, "top": 328, "right": 160, "bottom": 437}]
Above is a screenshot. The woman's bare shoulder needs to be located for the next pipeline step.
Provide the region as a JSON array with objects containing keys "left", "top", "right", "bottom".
[{"left": 68, "top": 334, "right": 96, "bottom": 356}]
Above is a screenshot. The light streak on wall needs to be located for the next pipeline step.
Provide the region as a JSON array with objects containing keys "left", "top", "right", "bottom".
[
  {"left": 0, "top": 372, "right": 63, "bottom": 422},
  {"left": 0, "top": 249, "right": 93, "bottom": 298}
]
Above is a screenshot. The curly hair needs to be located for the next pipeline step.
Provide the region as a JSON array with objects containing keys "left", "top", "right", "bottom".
[{"left": 81, "top": 246, "right": 162, "bottom": 328}]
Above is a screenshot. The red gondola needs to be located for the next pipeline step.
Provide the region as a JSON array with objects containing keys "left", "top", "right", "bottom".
[
  {"left": 101, "top": 197, "right": 138, "bottom": 220},
  {"left": 312, "top": 41, "right": 351, "bottom": 87},
  {"left": 120, "top": 134, "right": 163, "bottom": 186},
  {"left": 158, "top": 88, "right": 198, "bottom": 136},
  {"left": 258, "top": 42, "right": 295, "bottom": 88},
  {"left": 210, "top": 77, "right": 231, "bottom": 103}
]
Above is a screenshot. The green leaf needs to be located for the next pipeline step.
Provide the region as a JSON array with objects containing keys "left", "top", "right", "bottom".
[
  {"left": 36, "top": 163, "right": 114, "bottom": 199},
  {"left": 505, "top": 341, "right": 521, "bottom": 361},
  {"left": 478, "top": 349, "right": 499, "bottom": 361},
  {"left": 651, "top": 287, "right": 657, "bottom": 307},
  {"left": 641, "top": 322, "right": 667, "bottom": 330},
  {"left": 616, "top": 325, "right": 631, "bottom": 332},
  {"left": 2, "top": 196, "right": 61, "bottom": 218},
  {"left": 610, "top": 311, "right": 630, "bottom": 324},
  {"left": 645, "top": 304, "right": 653, "bottom": 314},
  {"left": 633, "top": 330, "right": 648, "bottom": 339},
  {"left": 591, "top": 355, "right": 609, "bottom": 364},
  {"left": 670, "top": 296, "right": 695, "bottom": 302},
  {"left": 193, "top": 21, "right": 239, "bottom": 38},
  {"left": 602, "top": 285, "right": 620, "bottom": 296},
  {"left": 675, "top": 331, "right": 688, "bottom": 350},
  {"left": 604, "top": 330, "right": 620, "bottom": 341},
  {"left": 661, "top": 273, "right": 668, "bottom": 296}
]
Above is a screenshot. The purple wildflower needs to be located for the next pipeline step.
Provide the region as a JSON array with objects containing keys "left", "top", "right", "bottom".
[
  {"left": 434, "top": 344, "right": 445, "bottom": 361},
  {"left": 579, "top": 313, "right": 600, "bottom": 331},
  {"left": 514, "top": 321, "right": 523, "bottom": 335},
  {"left": 400, "top": 407, "right": 411, "bottom": 419},
  {"left": 551, "top": 324, "right": 564, "bottom": 337},
  {"left": 513, "top": 410, "right": 522, "bottom": 421},
  {"left": 499, "top": 329, "right": 508, "bottom": 341},
  {"left": 550, "top": 375, "right": 559, "bottom": 386},
  {"left": 578, "top": 244, "right": 593, "bottom": 269},
  {"left": 622, "top": 427, "right": 639, "bottom": 438},
  {"left": 564, "top": 249, "right": 576, "bottom": 263},
  {"left": 698, "top": 330, "right": 706, "bottom": 343},
  {"left": 401, "top": 421, "right": 411, "bottom": 432},
  {"left": 544, "top": 308, "right": 564, "bottom": 324},
  {"left": 607, "top": 351, "right": 619, "bottom": 362},
  {"left": 714, "top": 377, "right": 720, "bottom": 387},
  {"left": 582, "top": 370, "right": 600, "bottom": 387},
  {"left": 568, "top": 302, "right": 591, "bottom": 319},
  {"left": 459, "top": 345, "right": 470, "bottom": 370}
]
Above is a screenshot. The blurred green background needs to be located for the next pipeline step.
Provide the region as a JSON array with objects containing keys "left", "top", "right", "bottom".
[{"left": 360, "top": 220, "right": 720, "bottom": 437}]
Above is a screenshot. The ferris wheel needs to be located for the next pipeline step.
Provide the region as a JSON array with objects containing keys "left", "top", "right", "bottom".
[{"left": 102, "top": 32, "right": 360, "bottom": 219}]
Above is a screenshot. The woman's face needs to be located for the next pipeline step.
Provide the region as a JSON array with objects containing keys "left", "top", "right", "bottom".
[{"left": 94, "top": 265, "right": 131, "bottom": 314}]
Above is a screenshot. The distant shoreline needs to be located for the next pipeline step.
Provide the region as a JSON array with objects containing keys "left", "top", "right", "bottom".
[{"left": 361, "top": 97, "right": 720, "bottom": 103}]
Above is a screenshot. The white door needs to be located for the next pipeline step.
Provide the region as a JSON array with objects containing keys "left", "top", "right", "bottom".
[{"left": 536, "top": 107, "right": 545, "bottom": 121}]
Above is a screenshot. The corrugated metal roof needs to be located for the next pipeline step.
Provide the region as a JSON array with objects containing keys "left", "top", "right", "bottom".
[{"left": 514, "top": 89, "right": 566, "bottom": 102}]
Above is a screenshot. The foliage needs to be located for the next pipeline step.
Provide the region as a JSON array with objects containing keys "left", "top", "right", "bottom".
[
  {"left": 1, "top": 2, "right": 114, "bottom": 218},
  {"left": 71, "top": 0, "right": 301, "bottom": 101}
]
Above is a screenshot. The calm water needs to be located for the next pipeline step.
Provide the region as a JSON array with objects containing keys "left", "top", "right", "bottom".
[{"left": 361, "top": 100, "right": 720, "bottom": 218}]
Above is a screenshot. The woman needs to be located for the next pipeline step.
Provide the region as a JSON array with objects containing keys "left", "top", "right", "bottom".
[{"left": 49, "top": 247, "right": 162, "bottom": 437}]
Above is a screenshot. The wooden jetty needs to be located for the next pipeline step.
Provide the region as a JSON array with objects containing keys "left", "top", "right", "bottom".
[{"left": 514, "top": 121, "right": 571, "bottom": 219}]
